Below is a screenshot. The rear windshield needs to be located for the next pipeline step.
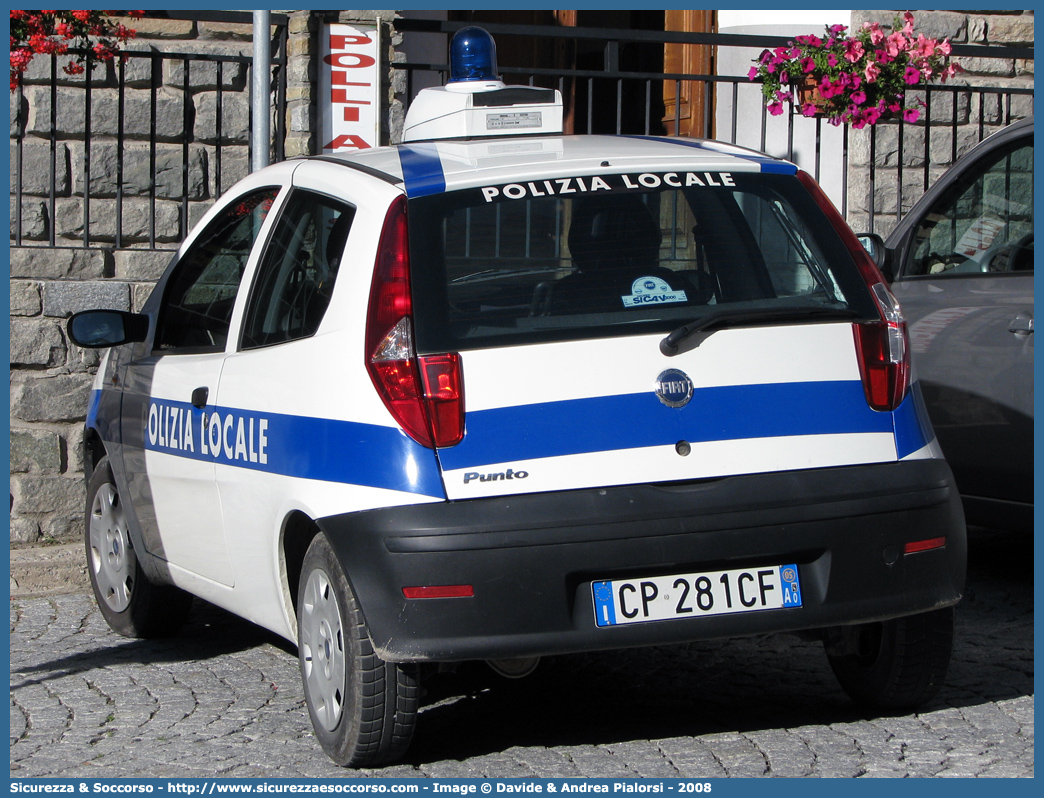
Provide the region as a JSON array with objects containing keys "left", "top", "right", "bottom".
[{"left": 409, "top": 171, "right": 877, "bottom": 352}]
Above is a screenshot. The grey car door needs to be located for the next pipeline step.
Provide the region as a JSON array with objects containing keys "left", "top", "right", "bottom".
[{"left": 890, "top": 136, "right": 1033, "bottom": 514}]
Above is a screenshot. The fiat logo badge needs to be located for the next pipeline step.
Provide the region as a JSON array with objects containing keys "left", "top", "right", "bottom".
[{"left": 655, "top": 368, "right": 694, "bottom": 408}]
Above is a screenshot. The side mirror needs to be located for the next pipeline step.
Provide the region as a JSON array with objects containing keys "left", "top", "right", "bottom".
[
  {"left": 67, "top": 310, "right": 149, "bottom": 348},
  {"left": 856, "top": 233, "right": 893, "bottom": 281}
]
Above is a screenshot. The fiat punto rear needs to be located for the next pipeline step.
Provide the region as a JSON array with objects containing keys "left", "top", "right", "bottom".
[{"left": 69, "top": 28, "right": 966, "bottom": 768}]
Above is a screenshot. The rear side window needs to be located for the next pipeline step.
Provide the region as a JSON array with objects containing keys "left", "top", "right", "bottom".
[
  {"left": 241, "top": 189, "right": 356, "bottom": 349},
  {"left": 410, "top": 172, "right": 875, "bottom": 351}
]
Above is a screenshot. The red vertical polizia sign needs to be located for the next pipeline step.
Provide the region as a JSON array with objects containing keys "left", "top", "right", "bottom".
[{"left": 320, "top": 23, "right": 380, "bottom": 153}]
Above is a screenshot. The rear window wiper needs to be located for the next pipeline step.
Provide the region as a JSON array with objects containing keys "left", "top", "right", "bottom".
[{"left": 660, "top": 305, "right": 860, "bottom": 356}]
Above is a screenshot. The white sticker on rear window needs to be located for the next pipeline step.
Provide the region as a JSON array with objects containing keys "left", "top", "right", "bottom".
[{"left": 622, "top": 276, "right": 688, "bottom": 308}]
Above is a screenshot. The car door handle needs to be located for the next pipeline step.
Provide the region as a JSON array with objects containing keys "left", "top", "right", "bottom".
[
  {"left": 1008, "top": 314, "right": 1034, "bottom": 336},
  {"left": 191, "top": 387, "right": 210, "bottom": 408}
]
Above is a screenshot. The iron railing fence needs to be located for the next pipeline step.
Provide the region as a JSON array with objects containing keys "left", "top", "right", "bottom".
[
  {"left": 10, "top": 16, "right": 1031, "bottom": 249},
  {"left": 11, "top": 16, "right": 288, "bottom": 249},
  {"left": 394, "top": 18, "right": 1033, "bottom": 232}
]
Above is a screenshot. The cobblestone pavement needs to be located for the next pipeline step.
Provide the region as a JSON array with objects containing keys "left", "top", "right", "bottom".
[{"left": 10, "top": 528, "right": 1033, "bottom": 779}]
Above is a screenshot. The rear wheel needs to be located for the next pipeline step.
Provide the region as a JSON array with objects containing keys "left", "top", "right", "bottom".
[
  {"left": 825, "top": 607, "right": 955, "bottom": 710},
  {"left": 85, "top": 456, "right": 192, "bottom": 637},
  {"left": 297, "top": 534, "right": 419, "bottom": 767}
]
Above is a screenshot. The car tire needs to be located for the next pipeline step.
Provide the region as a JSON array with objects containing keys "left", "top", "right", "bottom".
[
  {"left": 825, "top": 606, "right": 955, "bottom": 710},
  {"left": 85, "top": 456, "right": 193, "bottom": 637},
  {"left": 297, "top": 534, "right": 419, "bottom": 767}
]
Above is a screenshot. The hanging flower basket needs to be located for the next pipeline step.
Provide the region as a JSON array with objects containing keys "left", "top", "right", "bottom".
[
  {"left": 749, "top": 11, "right": 962, "bottom": 128},
  {"left": 795, "top": 77, "right": 828, "bottom": 116}
]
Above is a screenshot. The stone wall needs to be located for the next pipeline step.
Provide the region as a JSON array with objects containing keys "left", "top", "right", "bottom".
[
  {"left": 9, "top": 11, "right": 404, "bottom": 546},
  {"left": 845, "top": 9, "right": 1034, "bottom": 237}
]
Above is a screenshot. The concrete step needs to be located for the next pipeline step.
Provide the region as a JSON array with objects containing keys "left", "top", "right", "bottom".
[{"left": 9, "top": 543, "right": 89, "bottom": 598}]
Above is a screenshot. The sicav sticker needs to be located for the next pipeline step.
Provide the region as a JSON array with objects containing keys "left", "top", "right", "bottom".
[{"left": 622, "top": 276, "right": 687, "bottom": 307}]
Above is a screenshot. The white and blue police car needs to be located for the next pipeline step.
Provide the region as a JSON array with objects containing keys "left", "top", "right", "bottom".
[{"left": 68, "top": 28, "right": 966, "bottom": 767}]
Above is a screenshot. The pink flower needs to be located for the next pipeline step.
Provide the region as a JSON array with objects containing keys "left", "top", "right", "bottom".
[
  {"left": 864, "top": 61, "right": 880, "bottom": 83},
  {"left": 802, "top": 103, "right": 817, "bottom": 117},
  {"left": 902, "top": 11, "right": 915, "bottom": 36},
  {"left": 748, "top": 65, "right": 759, "bottom": 80},
  {"left": 904, "top": 65, "right": 922, "bottom": 85},
  {"left": 843, "top": 40, "right": 864, "bottom": 63},
  {"left": 903, "top": 107, "right": 920, "bottom": 123},
  {"left": 851, "top": 90, "right": 867, "bottom": 106},
  {"left": 886, "top": 31, "right": 909, "bottom": 58},
  {"left": 914, "top": 34, "right": 938, "bottom": 60},
  {"left": 802, "top": 57, "right": 816, "bottom": 73},
  {"left": 863, "top": 22, "right": 885, "bottom": 46},
  {"left": 829, "top": 24, "right": 847, "bottom": 36},
  {"left": 937, "top": 40, "right": 951, "bottom": 56},
  {"left": 768, "top": 101, "right": 785, "bottom": 116},
  {"left": 827, "top": 53, "right": 838, "bottom": 67}
]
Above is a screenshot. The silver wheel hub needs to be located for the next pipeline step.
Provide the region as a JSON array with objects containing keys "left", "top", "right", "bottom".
[
  {"left": 88, "top": 482, "right": 136, "bottom": 613},
  {"left": 300, "top": 568, "right": 346, "bottom": 731}
]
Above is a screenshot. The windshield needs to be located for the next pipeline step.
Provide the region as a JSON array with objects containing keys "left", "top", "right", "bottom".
[{"left": 409, "top": 171, "right": 877, "bottom": 352}]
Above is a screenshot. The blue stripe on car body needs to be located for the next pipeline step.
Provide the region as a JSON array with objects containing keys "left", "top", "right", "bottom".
[
  {"left": 105, "top": 380, "right": 929, "bottom": 497},
  {"left": 893, "top": 385, "right": 937, "bottom": 459},
  {"left": 127, "top": 393, "right": 446, "bottom": 498},
  {"left": 439, "top": 380, "right": 925, "bottom": 470},
  {"left": 398, "top": 143, "right": 447, "bottom": 197}
]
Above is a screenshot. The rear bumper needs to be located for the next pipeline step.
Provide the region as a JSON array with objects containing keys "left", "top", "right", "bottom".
[{"left": 319, "top": 458, "right": 966, "bottom": 662}]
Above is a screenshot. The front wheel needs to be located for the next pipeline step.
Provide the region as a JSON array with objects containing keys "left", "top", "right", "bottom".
[
  {"left": 297, "top": 534, "right": 419, "bottom": 767},
  {"left": 825, "top": 607, "right": 955, "bottom": 710},
  {"left": 85, "top": 456, "right": 193, "bottom": 637}
]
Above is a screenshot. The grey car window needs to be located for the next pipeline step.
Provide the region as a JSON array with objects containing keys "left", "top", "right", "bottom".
[{"left": 904, "top": 140, "right": 1033, "bottom": 277}]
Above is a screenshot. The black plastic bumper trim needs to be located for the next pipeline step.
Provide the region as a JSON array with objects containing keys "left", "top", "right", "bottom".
[{"left": 318, "top": 459, "right": 966, "bottom": 662}]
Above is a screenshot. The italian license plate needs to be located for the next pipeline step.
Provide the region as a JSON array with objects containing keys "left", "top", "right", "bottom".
[{"left": 592, "top": 564, "right": 802, "bottom": 627}]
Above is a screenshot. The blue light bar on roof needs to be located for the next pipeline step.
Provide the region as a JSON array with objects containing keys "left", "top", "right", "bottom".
[{"left": 449, "top": 26, "right": 499, "bottom": 83}]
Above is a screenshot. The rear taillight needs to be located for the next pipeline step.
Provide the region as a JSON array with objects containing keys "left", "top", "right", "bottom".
[
  {"left": 365, "top": 196, "right": 465, "bottom": 448},
  {"left": 418, "top": 352, "right": 465, "bottom": 447},
  {"left": 853, "top": 283, "right": 909, "bottom": 411},
  {"left": 797, "top": 171, "right": 910, "bottom": 412}
]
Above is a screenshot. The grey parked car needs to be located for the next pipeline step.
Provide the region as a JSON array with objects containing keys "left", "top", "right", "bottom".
[{"left": 867, "top": 117, "right": 1033, "bottom": 531}]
